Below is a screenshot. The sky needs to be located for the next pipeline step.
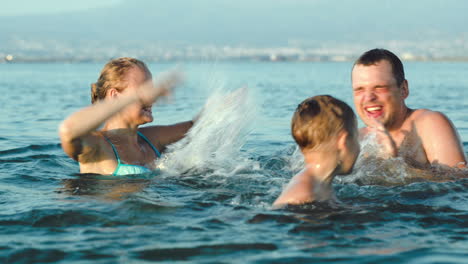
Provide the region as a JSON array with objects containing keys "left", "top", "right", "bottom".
[
  {"left": 0, "top": 0, "right": 123, "bottom": 16},
  {"left": 1, "top": 0, "right": 467, "bottom": 56}
]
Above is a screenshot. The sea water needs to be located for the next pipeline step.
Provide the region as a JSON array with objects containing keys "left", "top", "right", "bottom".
[{"left": 0, "top": 61, "right": 468, "bottom": 263}]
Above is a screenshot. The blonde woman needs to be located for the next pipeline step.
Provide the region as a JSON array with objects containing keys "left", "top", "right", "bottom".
[{"left": 59, "top": 57, "right": 193, "bottom": 175}]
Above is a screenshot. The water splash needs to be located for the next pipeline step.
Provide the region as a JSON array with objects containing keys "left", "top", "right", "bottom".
[
  {"left": 286, "top": 146, "right": 304, "bottom": 174},
  {"left": 337, "top": 133, "right": 468, "bottom": 186},
  {"left": 157, "top": 86, "right": 259, "bottom": 177}
]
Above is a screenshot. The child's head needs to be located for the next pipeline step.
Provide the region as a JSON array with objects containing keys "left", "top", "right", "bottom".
[{"left": 291, "top": 95, "right": 360, "bottom": 174}]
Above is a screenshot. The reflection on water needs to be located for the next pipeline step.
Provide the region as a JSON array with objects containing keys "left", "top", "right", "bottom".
[{"left": 60, "top": 175, "right": 152, "bottom": 201}]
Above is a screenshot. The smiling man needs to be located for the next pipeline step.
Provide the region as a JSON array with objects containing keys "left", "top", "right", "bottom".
[{"left": 351, "top": 48, "right": 466, "bottom": 168}]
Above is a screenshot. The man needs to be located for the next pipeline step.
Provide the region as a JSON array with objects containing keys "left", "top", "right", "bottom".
[{"left": 351, "top": 48, "right": 466, "bottom": 168}]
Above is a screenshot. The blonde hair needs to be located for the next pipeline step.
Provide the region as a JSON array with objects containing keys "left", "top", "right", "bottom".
[
  {"left": 91, "top": 57, "right": 151, "bottom": 104},
  {"left": 291, "top": 95, "right": 356, "bottom": 150}
]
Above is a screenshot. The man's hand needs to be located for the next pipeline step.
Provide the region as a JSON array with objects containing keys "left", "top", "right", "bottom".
[{"left": 367, "top": 118, "right": 397, "bottom": 158}]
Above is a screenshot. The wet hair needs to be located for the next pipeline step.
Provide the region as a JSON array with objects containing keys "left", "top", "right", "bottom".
[
  {"left": 91, "top": 57, "right": 151, "bottom": 104},
  {"left": 291, "top": 95, "right": 357, "bottom": 150},
  {"left": 354, "top": 48, "right": 405, "bottom": 86}
]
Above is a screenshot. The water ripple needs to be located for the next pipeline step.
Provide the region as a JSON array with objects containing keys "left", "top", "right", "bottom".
[{"left": 134, "top": 243, "right": 278, "bottom": 261}]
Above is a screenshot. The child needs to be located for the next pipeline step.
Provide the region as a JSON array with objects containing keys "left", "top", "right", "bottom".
[{"left": 273, "top": 95, "right": 360, "bottom": 207}]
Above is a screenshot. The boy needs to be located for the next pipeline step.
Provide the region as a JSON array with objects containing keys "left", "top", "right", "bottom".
[{"left": 273, "top": 95, "right": 360, "bottom": 207}]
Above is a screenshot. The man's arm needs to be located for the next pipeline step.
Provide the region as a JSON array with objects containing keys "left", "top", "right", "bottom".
[{"left": 418, "top": 111, "right": 466, "bottom": 167}]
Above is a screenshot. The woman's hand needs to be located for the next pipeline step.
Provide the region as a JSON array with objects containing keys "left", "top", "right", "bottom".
[{"left": 136, "top": 70, "right": 184, "bottom": 106}]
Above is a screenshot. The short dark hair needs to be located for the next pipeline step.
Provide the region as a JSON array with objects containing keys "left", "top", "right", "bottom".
[
  {"left": 291, "top": 95, "right": 357, "bottom": 150},
  {"left": 354, "top": 48, "right": 405, "bottom": 86}
]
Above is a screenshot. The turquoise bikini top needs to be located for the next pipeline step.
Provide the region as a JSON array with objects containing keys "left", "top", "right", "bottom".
[{"left": 103, "top": 131, "right": 161, "bottom": 176}]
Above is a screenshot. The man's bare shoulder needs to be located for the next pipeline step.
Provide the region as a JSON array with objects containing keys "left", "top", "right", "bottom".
[
  {"left": 410, "top": 109, "right": 454, "bottom": 128},
  {"left": 409, "top": 109, "right": 465, "bottom": 167}
]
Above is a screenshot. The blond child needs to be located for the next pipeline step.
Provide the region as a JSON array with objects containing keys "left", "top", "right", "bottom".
[{"left": 273, "top": 95, "right": 360, "bottom": 207}]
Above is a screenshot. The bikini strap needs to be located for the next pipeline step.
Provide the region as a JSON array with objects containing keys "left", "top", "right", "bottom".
[
  {"left": 103, "top": 135, "right": 122, "bottom": 163},
  {"left": 137, "top": 131, "right": 162, "bottom": 158}
]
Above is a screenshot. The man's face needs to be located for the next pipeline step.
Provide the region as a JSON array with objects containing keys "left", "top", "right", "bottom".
[{"left": 351, "top": 60, "right": 407, "bottom": 130}]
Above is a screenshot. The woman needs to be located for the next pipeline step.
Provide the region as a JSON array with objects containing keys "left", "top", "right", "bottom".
[{"left": 59, "top": 57, "right": 194, "bottom": 175}]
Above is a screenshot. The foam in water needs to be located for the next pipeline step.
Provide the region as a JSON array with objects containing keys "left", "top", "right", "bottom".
[
  {"left": 156, "top": 85, "right": 259, "bottom": 176},
  {"left": 336, "top": 133, "right": 468, "bottom": 185},
  {"left": 286, "top": 145, "right": 304, "bottom": 174}
]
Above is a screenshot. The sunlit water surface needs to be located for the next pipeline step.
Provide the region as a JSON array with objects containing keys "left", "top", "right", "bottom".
[{"left": 0, "top": 62, "right": 467, "bottom": 263}]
